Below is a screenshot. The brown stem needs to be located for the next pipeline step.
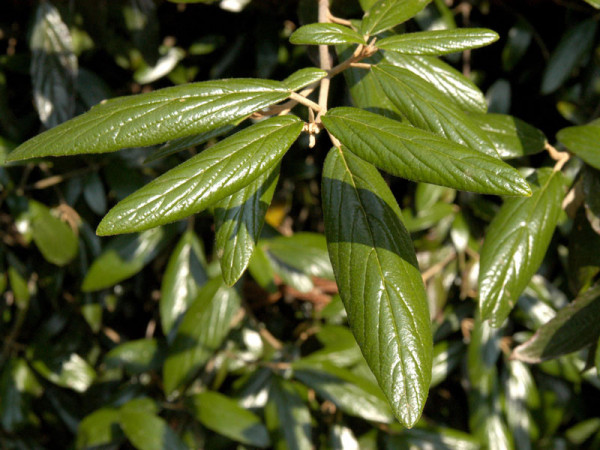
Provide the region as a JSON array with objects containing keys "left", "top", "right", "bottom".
[
  {"left": 317, "top": 0, "right": 333, "bottom": 116},
  {"left": 545, "top": 141, "right": 570, "bottom": 172}
]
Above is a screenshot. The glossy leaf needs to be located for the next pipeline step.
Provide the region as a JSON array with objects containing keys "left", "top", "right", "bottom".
[
  {"left": 321, "top": 146, "right": 431, "bottom": 427},
  {"left": 361, "top": 0, "right": 432, "bottom": 36},
  {"left": 163, "top": 278, "right": 241, "bottom": 395},
  {"left": 160, "top": 230, "right": 208, "bottom": 335},
  {"left": 512, "top": 285, "right": 600, "bottom": 363},
  {"left": 104, "top": 338, "right": 165, "bottom": 375},
  {"left": 479, "top": 169, "right": 565, "bottom": 327},
  {"left": 377, "top": 28, "right": 499, "bottom": 55},
  {"left": 372, "top": 64, "right": 498, "bottom": 157},
  {"left": 384, "top": 52, "right": 487, "bottom": 113},
  {"left": 384, "top": 427, "right": 480, "bottom": 450},
  {"left": 82, "top": 225, "right": 177, "bottom": 292},
  {"left": 189, "top": 391, "right": 270, "bottom": 447},
  {"left": 470, "top": 112, "right": 547, "bottom": 159},
  {"left": 322, "top": 107, "right": 531, "bottom": 197},
  {"left": 541, "top": 19, "right": 597, "bottom": 94},
  {"left": 557, "top": 119, "right": 600, "bottom": 170},
  {"left": 215, "top": 165, "right": 279, "bottom": 286},
  {"left": 292, "top": 361, "right": 395, "bottom": 423},
  {"left": 120, "top": 409, "right": 187, "bottom": 450},
  {"left": 7, "top": 79, "right": 292, "bottom": 162},
  {"left": 290, "top": 23, "right": 365, "bottom": 45},
  {"left": 97, "top": 115, "right": 303, "bottom": 235},
  {"left": 31, "top": 353, "right": 95, "bottom": 393},
  {"left": 30, "top": 2, "right": 77, "bottom": 128},
  {"left": 266, "top": 379, "right": 312, "bottom": 450},
  {"left": 283, "top": 67, "right": 328, "bottom": 91}
]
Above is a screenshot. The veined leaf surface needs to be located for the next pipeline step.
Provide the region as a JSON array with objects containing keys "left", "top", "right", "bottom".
[
  {"left": 479, "top": 168, "right": 566, "bottom": 327},
  {"left": 322, "top": 146, "right": 432, "bottom": 427},
  {"left": 372, "top": 64, "right": 498, "bottom": 157},
  {"left": 290, "top": 24, "right": 365, "bottom": 45},
  {"left": 7, "top": 79, "right": 291, "bottom": 162},
  {"left": 361, "top": 0, "right": 432, "bottom": 36},
  {"left": 377, "top": 28, "right": 499, "bottom": 55},
  {"left": 97, "top": 115, "right": 302, "bottom": 235},
  {"left": 283, "top": 67, "right": 328, "bottom": 91},
  {"left": 322, "top": 108, "right": 531, "bottom": 196}
]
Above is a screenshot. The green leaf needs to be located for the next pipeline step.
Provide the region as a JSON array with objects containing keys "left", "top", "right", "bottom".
[
  {"left": 541, "top": 19, "right": 598, "bottom": 94},
  {"left": 290, "top": 23, "right": 366, "bottom": 45},
  {"left": 567, "top": 209, "right": 600, "bottom": 294},
  {"left": 30, "top": 2, "right": 77, "bottom": 128},
  {"left": 120, "top": 409, "right": 187, "bottom": 450},
  {"left": 557, "top": 119, "right": 600, "bottom": 170},
  {"left": 377, "top": 28, "right": 499, "bottom": 55},
  {"left": 76, "top": 408, "right": 123, "bottom": 449},
  {"left": 322, "top": 107, "right": 531, "bottom": 197},
  {"left": 7, "top": 79, "right": 292, "bottom": 162},
  {"left": 479, "top": 168, "right": 566, "bottom": 327},
  {"left": 470, "top": 112, "right": 547, "bottom": 159},
  {"left": 321, "top": 146, "right": 431, "bottom": 427},
  {"left": 215, "top": 165, "right": 279, "bottom": 286},
  {"left": 97, "top": 115, "right": 303, "bottom": 235},
  {"left": 504, "top": 360, "right": 540, "bottom": 448},
  {"left": 82, "top": 225, "right": 177, "bottom": 292},
  {"left": 512, "top": 285, "right": 600, "bottom": 363},
  {"left": 584, "top": 0, "right": 600, "bottom": 7},
  {"left": 83, "top": 172, "right": 107, "bottom": 215},
  {"left": 283, "top": 67, "right": 328, "bottom": 91},
  {"left": 361, "top": 0, "right": 432, "bottom": 36},
  {"left": 31, "top": 353, "right": 96, "bottom": 393},
  {"left": 266, "top": 379, "right": 312, "bottom": 450},
  {"left": 189, "top": 391, "right": 271, "bottom": 447},
  {"left": 163, "top": 278, "right": 241, "bottom": 395},
  {"left": 372, "top": 63, "right": 498, "bottom": 157},
  {"left": 583, "top": 167, "right": 600, "bottom": 235},
  {"left": 384, "top": 52, "right": 487, "bottom": 113},
  {"left": 160, "top": 230, "right": 208, "bottom": 335},
  {"left": 430, "top": 341, "right": 464, "bottom": 387},
  {"left": 502, "top": 20, "right": 533, "bottom": 72},
  {"left": 104, "top": 338, "right": 166, "bottom": 375},
  {"left": 26, "top": 200, "right": 78, "bottom": 266},
  {"left": 384, "top": 427, "right": 480, "bottom": 450},
  {"left": 292, "top": 361, "right": 395, "bottom": 423}
]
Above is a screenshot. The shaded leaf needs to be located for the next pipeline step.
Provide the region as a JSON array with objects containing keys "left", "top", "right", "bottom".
[
  {"left": 361, "top": 0, "right": 432, "bottom": 36},
  {"left": 557, "top": 119, "right": 600, "bottom": 170},
  {"left": 76, "top": 408, "right": 123, "bottom": 449},
  {"left": 504, "top": 360, "right": 540, "bottom": 449},
  {"left": 97, "top": 115, "right": 302, "bottom": 235},
  {"left": 502, "top": 20, "right": 533, "bottom": 72},
  {"left": 512, "top": 285, "right": 600, "bottom": 363},
  {"left": 83, "top": 172, "right": 107, "bottom": 215},
  {"left": 479, "top": 168, "right": 566, "bottom": 326},
  {"left": 7, "top": 79, "right": 292, "bottom": 161},
  {"left": 104, "top": 338, "right": 166, "bottom": 375},
  {"left": 567, "top": 209, "right": 600, "bottom": 293},
  {"left": 322, "top": 107, "right": 531, "bottom": 196},
  {"left": 290, "top": 23, "right": 365, "bottom": 45},
  {"left": 430, "top": 341, "right": 464, "bottom": 387},
  {"left": 377, "top": 28, "right": 498, "bottom": 55},
  {"left": 384, "top": 426, "right": 480, "bottom": 450},
  {"left": 283, "top": 67, "right": 328, "bottom": 91},
  {"left": 321, "top": 146, "right": 431, "bottom": 427},
  {"left": 120, "top": 409, "right": 187, "bottom": 450},
  {"left": 583, "top": 167, "right": 600, "bottom": 235}
]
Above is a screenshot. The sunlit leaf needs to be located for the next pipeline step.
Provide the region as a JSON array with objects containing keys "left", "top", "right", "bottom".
[
  {"left": 290, "top": 23, "right": 366, "bottom": 45},
  {"left": 361, "top": 0, "right": 432, "bottom": 36},
  {"left": 377, "top": 28, "right": 499, "bottom": 55}
]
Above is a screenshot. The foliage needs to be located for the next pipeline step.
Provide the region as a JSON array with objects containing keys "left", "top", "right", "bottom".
[{"left": 1, "top": 0, "right": 600, "bottom": 447}]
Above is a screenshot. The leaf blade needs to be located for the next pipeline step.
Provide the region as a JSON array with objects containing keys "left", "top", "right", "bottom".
[
  {"left": 377, "top": 28, "right": 499, "bottom": 55},
  {"left": 361, "top": 0, "right": 432, "bottom": 36},
  {"left": 557, "top": 119, "right": 600, "bottom": 170},
  {"left": 290, "top": 23, "right": 366, "bottom": 45}
]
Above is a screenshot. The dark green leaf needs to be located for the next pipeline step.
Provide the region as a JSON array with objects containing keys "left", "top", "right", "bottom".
[
  {"left": 372, "top": 63, "right": 498, "bottom": 157},
  {"left": 7, "top": 266, "right": 29, "bottom": 307},
  {"left": 322, "top": 108, "right": 531, "bottom": 196},
  {"left": 430, "top": 341, "right": 464, "bottom": 387},
  {"left": 290, "top": 23, "right": 365, "bottom": 45},
  {"left": 30, "top": 2, "right": 77, "bottom": 128},
  {"left": 470, "top": 113, "right": 547, "bottom": 159},
  {"left": 83, "top": 172, "right": 107, "bottom": 215},
  {"left": 97, "top": 115, "right": 303, "bottom": 235},
  {"left": 76, "top": 408, "right": 123, "bottom": 449},
  {"left": 0, "top": 359, "right": 31, "bottom": 432},
  {"left": 301, "top": 325, "right": 362, "bottom": 367},
  {"left": 283, "top": 67, "right": 328, "bottom": 91},
  {"left": 215, "top": 165, "right": 279, "bottom": 286},
  {"left": 189, "top": 391, "right": 270, "bottom": 447},
  {"left": 479, "top": 169, "right": 566, "bottom": 326},
  {"left": 541, "top": 19, "right": 598, "bottom": 94},
  {"left": 163, "top": 278, "right": 241, "bottom": 395},
  {"left": 596, "top": 335, "right": 600, "bottom": 375},
  {"left": 82, "top": 225, "right": 177, "bottom": 292},
  {"left": 512, "top": 285, "right": 600, "bottom": 363},
  {"left": 321, "top": 146, "right": 431, "bottom": 427},
  {"left": 0, "top": 136, "right": 16, "bottom": 167},
  {"left": 7, "top": 79, "right": 292, "bottom": 161},
  {"left": 266, "top": 378, "right": 312, "bottom": 450},
  {"left": 104, "top": 338, "right": 165, "bottom": 375},
  {"left": 160, "top": 230, "right": 208, "bottom": 335},
  {"left": 502, "top": 20, "right": 533, "bottom": 72},
  {"left": 384, "top": 52, "right": 487, "bottom": 113},
  {"left": 384, "top": 427, "right": 480, "bottom": 450},
  {"left": 567, "top": 209, "right": 600, "bottom": 293},
  {"left": 557, "top": 119, "right": 600, "bottom": 170},
  {"left": 377, "top": 28, "right": 499, "bottom": 55},
  {"left": 120, "top": 409, "right": 187, "bottom": 450},
  {"left": 361, "top": 0, "right": 432, "bottom": 36},
  {"left": 504, "top": 360, "right": 540, "bottom": 449},
  {"left": 583, "top": 167, "right": 600, "bottom": 235},
  {"left": 247, "top": 245, "right": 278, "bottom": 293}
]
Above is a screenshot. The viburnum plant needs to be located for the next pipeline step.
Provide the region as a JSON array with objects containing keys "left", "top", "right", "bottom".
[{"left": 6, "top": 0, "right": 581, "bottom": 429}]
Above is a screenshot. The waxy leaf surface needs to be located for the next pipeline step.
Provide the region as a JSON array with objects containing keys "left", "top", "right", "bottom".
[
  {"left": 377, "top": 28, "right": 499, "bottom": 55},
  {"left": 322, "top": 108, "right": 531, "bottom": 196},
  {"left": 361, "top": 0, "right": 432, "bottom": 36},
  {"left": 283, "top": 67, "right": 328, "bottom": 91},
  {"left": 97, "top": 115, "right": 302, "bottom": 235},
  {"left": 290, "top": 24, "right": 365, "bottom": 45},
  {"left": 479, "top": 168, "right": 565, "bottom": 327},
  {"left": 322, "top": 146, "right": 432, "bottom": 427}
]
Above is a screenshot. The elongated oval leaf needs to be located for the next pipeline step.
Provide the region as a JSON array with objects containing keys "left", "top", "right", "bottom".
[
  {"left": 361, "top": 0, "right": 432, "bottom": 36},
  {"left": 163, "top": 278, "right": 241, "bottom": 395},
  {"left": 104, "top": 338, "right": 165, "bottom": 375},
  {"left": 322, "top": 146, "right": 432, "bottom": 427},
  {"left": 97, "top": 115, "right": 303, "bottom": 235},
  {"left": 322, "top": 108, "right": 531, "bottom": 196},
  {"left": 479, "top": 168, "right": 566, "bottom": 327},
  {"left": 377, "top": 28, "right": 499, "bottom": 55},
  {"left": 384, "top": 52, "right": 487, "bottom": 113},
  {"left": 215, "top": 165, "right": 279, "bottom": 286},
  {"left": 119, "top": 409, "right": 187, "bottom": 450},
  {"left": 372, "top": 64, "right": 498, "bottom": 157},
  {"left": 512, "top": 285, "right": 600, "bottom": 363},
  {"left": 557, "top": 119, "right": 600, "bottom": 170},
  {"left": 283, "top": 67, "right": 328, "bottom": 91},
  {"left": 290, "top": 23, "right": 365, "bottom": 46},
  {"left": 7, "top": 79, "right": 292, "bottom": 162},
  {"left": 266, "top": 378, "right": 312, "bottom": 450}
]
